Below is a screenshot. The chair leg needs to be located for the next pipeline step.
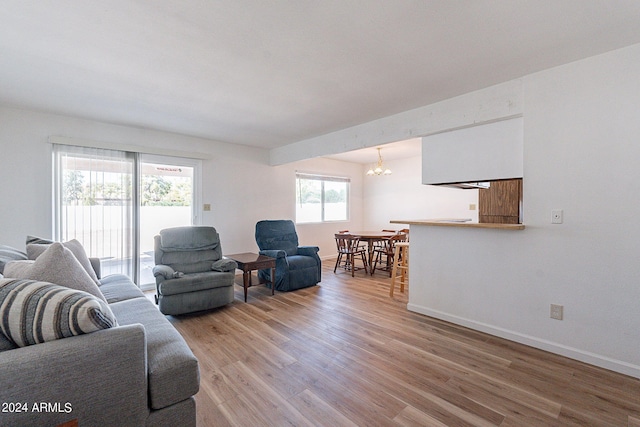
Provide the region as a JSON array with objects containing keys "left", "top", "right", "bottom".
[
  {"left": 400, "top": 249, "right": 408, "bottom": 292},
  {"left": 390, "top": 258, "right": 397, "bottom": 297},
  {"left": 371, "top": 251, "right": 378, "bottom": 275},
  {"left": 390, "top": 244, "right": 408, "bottom": 297},
  {"left": 334, "top": 253, "right": 342, "bottom": 273},
  {"left": 390, "top": 245, "right": 400, "bottom": 297},
  {"left": 350, "top": 253, "right": 355, "bottom": 277},
  {"left": 361, "top": 252, "right": 368, "bottom": 274}
]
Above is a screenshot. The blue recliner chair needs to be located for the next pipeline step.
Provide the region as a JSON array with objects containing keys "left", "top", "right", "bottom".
[{"left": 255, "top": 220, "right": 321, "bottom": 291}]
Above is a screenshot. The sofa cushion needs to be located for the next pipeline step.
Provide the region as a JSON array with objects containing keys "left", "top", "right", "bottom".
[
  {"left": 99, "top": 274, "right": 145, "bottom": 303},
  {"left": 158, "top": 271, "right": 235, "bottom": 296},
  {"left": 4, "top": 243, "right": 106, "bottom": 303},
  {"left": 27, "top": 239, "right": 100, "bottom": 285},
  {"left": 109, "top": 297, "right": 199, "bottom": 409},
  {"left": 0, "top": 245, "right": 27, "bottom": 274},
  {"left": 0, "top": 278, "right": 117, "bottom": 347}
]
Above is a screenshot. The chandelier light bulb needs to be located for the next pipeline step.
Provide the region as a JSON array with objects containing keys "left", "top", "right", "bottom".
[{"left": 366, "top": 147, "right": 391, "bottom": 176}]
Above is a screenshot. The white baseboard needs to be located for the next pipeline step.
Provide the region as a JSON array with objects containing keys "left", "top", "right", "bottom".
[{"left": 407, "top": 303, "right": 640, "bottom": 380}]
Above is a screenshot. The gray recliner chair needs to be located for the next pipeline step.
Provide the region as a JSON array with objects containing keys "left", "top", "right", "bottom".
[{"left": 153, "top": 226, "right": 237, "bottom": 315}]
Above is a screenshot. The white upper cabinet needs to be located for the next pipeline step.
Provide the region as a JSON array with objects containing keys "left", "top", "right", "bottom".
[{"left": 422, "top": 117, "right": 523, "bottom": 185}]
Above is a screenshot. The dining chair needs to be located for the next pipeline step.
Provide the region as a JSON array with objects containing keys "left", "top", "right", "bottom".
[
  {"left": 372, "top": 229, "right": 397, "bottom": 250},
  {"left": 371, "top": 233, "right": 407, "bottom": 276},
  {"left": 333, "top": 233, "right": 368, "bottom": 276},
  {"left": 338, "top": 230, "right": 366, "bottom": 250}
]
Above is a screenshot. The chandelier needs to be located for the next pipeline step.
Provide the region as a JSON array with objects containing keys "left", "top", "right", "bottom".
[{"left": 366, "top": 147, "right": 392, "bottom": 176}]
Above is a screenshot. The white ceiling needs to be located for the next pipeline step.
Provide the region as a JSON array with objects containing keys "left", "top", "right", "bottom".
[
  {"left": 2, "top": 1, "right": 640, "bottom": 159},
  {"left": 324, "top": 138, "right": 422, "bottom": 164}
]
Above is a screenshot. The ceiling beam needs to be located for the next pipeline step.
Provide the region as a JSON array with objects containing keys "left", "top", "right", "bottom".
[{"left": 269, "top": 79, "right": 524, "bottom": 166}]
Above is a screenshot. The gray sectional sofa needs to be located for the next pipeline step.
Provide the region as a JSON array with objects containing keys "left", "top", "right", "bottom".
[{"left": 0, "top": 244, "right": 199, "bottom": 427}]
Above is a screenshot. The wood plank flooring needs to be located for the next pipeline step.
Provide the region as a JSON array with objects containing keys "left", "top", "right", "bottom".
[{"left": 163, "top": 262, "right": 640, "bottom": 426}]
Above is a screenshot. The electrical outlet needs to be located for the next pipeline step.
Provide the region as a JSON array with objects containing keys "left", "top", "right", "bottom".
[
  {"left": 203, "top": 203, "right": 211, "bottom": 211},
  {"left": 552, "top": 209, "right": 563, "bottom": 224},
  {"left": 550, "top": 304, "right": 563, "bottom": 320},
  {"left": 469, "top": 204, "right": 476, "bottom": 211}
]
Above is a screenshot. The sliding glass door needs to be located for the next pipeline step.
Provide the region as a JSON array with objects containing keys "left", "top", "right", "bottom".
[
  {"left": 54, "top": 145, "right": 199, "bottom": 288},
  {"left": 139, "top": 155, "right": 196, "bottom": 287}
]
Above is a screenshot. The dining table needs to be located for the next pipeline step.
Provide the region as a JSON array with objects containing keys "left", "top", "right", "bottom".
[{"left": 349, "top": 231, "right": 398, "bottom": 267}]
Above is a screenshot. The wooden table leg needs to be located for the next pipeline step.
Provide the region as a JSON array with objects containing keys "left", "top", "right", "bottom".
[
  {"left": 243, "top": 270, "right": 249, "bottom": 302},
  {"left": 367, "top": 239, "right": 376, "bottom": 269}
]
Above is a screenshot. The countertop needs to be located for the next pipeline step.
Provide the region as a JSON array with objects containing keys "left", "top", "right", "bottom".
[{"left": 390, "top": 219, "right": 525, "bottom": 230}]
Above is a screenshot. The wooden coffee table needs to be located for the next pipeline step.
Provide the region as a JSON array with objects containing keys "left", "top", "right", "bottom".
[{"left": 225, "top": 253, "right": 276, "bottom": 302}]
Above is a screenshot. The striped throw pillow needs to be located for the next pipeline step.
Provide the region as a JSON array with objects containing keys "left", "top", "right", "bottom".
[{"left": 0, "top": 278, "right": 117, "bottom": 347}]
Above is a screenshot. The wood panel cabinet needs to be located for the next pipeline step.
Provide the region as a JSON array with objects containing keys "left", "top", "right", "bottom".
[{"left": 478, "top": 178, "right": 522, "bottom": 224}]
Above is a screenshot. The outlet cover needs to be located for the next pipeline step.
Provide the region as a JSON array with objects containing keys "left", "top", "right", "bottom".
[
  {"left": 552, "top": 209, "right": 563, "bottom": 224},
  {"left": 550, "top": 304, "right": 563, "bottom": 320}
]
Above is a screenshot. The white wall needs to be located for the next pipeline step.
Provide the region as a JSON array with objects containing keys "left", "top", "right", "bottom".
[
  {"left": 363, "top": 155, "right": 478, "bottom": 230},
  {"left": 0, "top": 107, "right": 364, "bottom": 259},
  {"left": 410, "top": 43, "right": 640, "bottom": 378}
]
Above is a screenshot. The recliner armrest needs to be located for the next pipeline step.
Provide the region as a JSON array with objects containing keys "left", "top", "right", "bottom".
[
  {"left": 153, "top": 264, "right": 178, "bottom": 280},
  {"left": 297, "top": 246, "right": 320, "bottom": 257},
  {"left": 211, "top": 258, "right": 237, "bottom": 272},
  {"left": 259, "top": 249, "right": 287, "bottom": 259}
]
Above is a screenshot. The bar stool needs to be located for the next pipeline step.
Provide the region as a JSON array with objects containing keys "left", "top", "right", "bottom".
[{"left": 390, "top": 242, "right": 409, "bottom": 297}]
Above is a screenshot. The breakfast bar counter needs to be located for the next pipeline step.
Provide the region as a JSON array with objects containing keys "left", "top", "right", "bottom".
[
  {"left": 386, "top": 218, "right": 526, "bottom": 334},
  {"left": 390, "top": 219, "right": 525, "bottom": 230}
]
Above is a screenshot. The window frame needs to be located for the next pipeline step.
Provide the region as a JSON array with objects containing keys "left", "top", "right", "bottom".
[{"left": 295, "top": 172, "right": 350, "bottom": 224}]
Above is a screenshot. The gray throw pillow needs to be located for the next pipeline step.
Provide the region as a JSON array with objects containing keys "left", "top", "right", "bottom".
[
  {"left": 0, "top": 245, "right": 28, "bottom": 274},
  {"left": 27, "top": 239, "right": 100, "bottom": 285},
  {"left": 4, "top": 243, "right": 106, "bottom": 302},
  {"left": 2, "top": 260, "right": 34, "bottom": 277},
  {"left": 26, "top": 235, "right": 53, "bottom": 245}
]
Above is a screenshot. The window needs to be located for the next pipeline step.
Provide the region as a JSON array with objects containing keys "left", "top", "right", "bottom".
[
  {"left": 54, "top": 145, "right": 136, "bottom": 278},
  {"left": 296, "top": 173, "right": 349, "bottom": 223}
]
